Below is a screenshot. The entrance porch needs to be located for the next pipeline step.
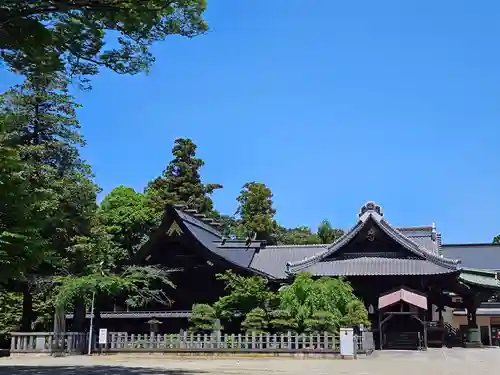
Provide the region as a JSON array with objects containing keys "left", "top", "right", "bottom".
[{"left": 377, "top": 287, "right": 428, "bottom": 350}]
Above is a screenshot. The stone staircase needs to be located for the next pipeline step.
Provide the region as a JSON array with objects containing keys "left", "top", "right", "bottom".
[{"left": 384, "top": 332, "right": 422, "bottom": 350}]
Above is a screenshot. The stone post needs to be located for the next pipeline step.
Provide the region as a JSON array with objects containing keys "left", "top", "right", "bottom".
[{"left": 465, "top": 297, "right": 482, "bottom": 348}]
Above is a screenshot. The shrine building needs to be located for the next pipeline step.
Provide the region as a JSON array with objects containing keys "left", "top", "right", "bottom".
[{"left": 69, "top": 201, "right": 500, "bottom": 350}]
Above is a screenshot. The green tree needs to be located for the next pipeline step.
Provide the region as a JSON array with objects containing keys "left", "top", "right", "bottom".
[
  {"left": 241, "top": 307, "right": 268, "bottom": 333},
  {"left": 0, "top": 1, "right": 208, "bottom": 81},
  {"left": 275, "top": 225, "right": 321, "bottom": 245},
  {"left": 317, "top": 219, "right": 344, "bottom": 244},
  {"left": 303, "top": 311, "right": 339, "bottom": 333},
  {"left": 146, "top": 138, "right": 222, "bottom": 217},
  {"left": 269, "top": 309, "right": 298, "bottom": 332},
  {"left": 213, "top": 270, "right": 277, "bottom": 321},
  {"left": 189, "top": 303, "right": 218, "bottom": 333},
  {"left": 52, "top": 206, "right": 177, "bottom": 325},
  {"left": 0, "top": 73, "right": 100, "bottom": 330},
  {"left": 277, "top": 273, "right": 369, "bottom": 333},
  {"left": 0, "top": 291, "right": 22, "bottom": 338},
  {"left": 99, "top": 186, "right": 156, "bottom": 259},
  {"left": 494, "top": 235, "right": 500, "bottom": 244},
  {"left": 235, "top": 182, "right": 276, "bottom": 243},
  {"left": 0, "top": 140, "right": 45, "bottom": 284}
]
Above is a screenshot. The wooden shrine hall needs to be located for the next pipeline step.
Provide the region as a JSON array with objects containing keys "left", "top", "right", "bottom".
[{"left": 67, "top": 201, "right": 500, "bottom": 350}]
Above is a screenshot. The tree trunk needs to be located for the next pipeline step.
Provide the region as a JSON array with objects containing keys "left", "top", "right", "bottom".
[
  {"left": 93, "top": 294, "right": 102, "bottom": 332},
  {"left": 20, "top": 284, "right": 33, "bottom": 331},
  {"left": 72, "top": 299, "right": 86, "bottom": 332}
]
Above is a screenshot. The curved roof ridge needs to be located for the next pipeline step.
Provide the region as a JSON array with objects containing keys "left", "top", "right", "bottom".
[
  {"left": 286, "top": 220, "right": 364, "bottom": 272},
  {"left": 286, "top": 201, "right": 461, "bottom": 274},
  {"left": 379, "top": 219, "right": 460, "bottom": 268},
  {"left": 266, "top": 244, "right": 329, "bottom": 249},
  {"left": 397, "top": 226, "right": 433, "bottom": 231}
]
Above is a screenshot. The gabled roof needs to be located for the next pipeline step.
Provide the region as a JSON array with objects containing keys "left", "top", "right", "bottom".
[
  {"left": 285, "top": 202, "right": 460, "bottom": 276},
  {"left": 139, "top": 201, "right": 473, "bottom": 281},
  {"left": 379, "top": 287, "right": 428, "bottom": 310},
  {"left": 249, "top": 244, "right": 328, "bottom": 279},
  {"left": 139, "top": 204, "right": 271, "bottom": 276}
]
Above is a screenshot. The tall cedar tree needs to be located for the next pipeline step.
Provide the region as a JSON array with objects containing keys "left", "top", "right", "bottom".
[
  {"left": 0, "top": 73, "right": 99, "bottom": 329},
  {"left": 236, "top": 182, "right": 276, "bottom": 243},
  {"left": 0, "top": 1, "right": 208, "bottom": 82},
  {"left": 1, "top": 78, "right": 177, "bottom": 329},
  {"left": 146, "top": 138, "right": 222, "bottom": 216}
]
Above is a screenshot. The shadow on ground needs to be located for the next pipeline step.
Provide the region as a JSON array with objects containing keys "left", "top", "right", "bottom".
[{"left": 0, "top": 366, "right": 207, "bottom": 375}]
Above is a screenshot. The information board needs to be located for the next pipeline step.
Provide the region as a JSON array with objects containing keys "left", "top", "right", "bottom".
[
  {"left": 339, "top": 327, "right": 354, "bottom": 356},
  {"left": 98, "top": 328, "right": 108, "bottom": 344}
]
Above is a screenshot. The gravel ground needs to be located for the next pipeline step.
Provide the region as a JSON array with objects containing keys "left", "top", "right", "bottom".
[{"left": 0, "top": 348, "right": 499, "bottom": 375}]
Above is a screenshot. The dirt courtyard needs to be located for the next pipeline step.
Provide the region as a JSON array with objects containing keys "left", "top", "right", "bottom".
[{"left": 0, "top": 348, "right": 499, "bottom": 375}]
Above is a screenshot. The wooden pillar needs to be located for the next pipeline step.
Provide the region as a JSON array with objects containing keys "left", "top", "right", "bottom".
[
  {"left": 423, "top": 323, "right": 428, "bottom": 350},
  {"left": 378, "top": 311, "right": 383, "bottom": 350},
  {"left": 426, "top": 296, "right": 433, "bottom": 322}
]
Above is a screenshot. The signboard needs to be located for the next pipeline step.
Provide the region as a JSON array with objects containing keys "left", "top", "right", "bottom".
[
  {"left": 98, "top": 328, "right": 108, "bottom": 345},
  {"left": 339, "top": 327, "right": 354, "bottom": 356}
]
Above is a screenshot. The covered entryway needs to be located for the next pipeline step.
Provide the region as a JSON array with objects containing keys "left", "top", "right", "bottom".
[{"left": 378, "top": 287, "right": 428, "bottom": 350}]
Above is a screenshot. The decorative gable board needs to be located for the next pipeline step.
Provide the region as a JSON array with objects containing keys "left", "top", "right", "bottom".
[
  {"left": 166, "top": 220, "right": 183, "bottom": 236},
  {"left": 323, "top": 218, "right": 421, "bottom": 261}
]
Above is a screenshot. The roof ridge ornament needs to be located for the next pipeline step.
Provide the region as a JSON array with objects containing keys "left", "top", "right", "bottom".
[
  {"left": 431, "top": 222, "right": 437, "bottom": 241},
  {"left": 359, "top": 201, "right": 383, "bottom": 218}
]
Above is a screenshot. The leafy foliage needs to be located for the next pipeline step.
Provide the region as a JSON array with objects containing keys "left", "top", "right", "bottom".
[
  {"left": 1, "top": 0, "right": 208, "bottom": 82},
  {"left": 278, "top": 273, "right": 369, "bottom": 333},
  {"left": 0, "top": 291, "right": 22, "bottom": 335},
  {"left": 269, "top": 309, "right": 298, "bottom": 332},
  {"left": 241, "top": 307, "right": 268, "bottom": 333},
  {"left": 189, "top": 303, "right": 218, "bottom": 333},
  {"left": 275, "top": 225, "right": 321, "bottom": 245},
  {"left": 54, "top": 265, "right": 175, "bottom": 309},
  {"left": 303, "top": 311, "right": 339, "bottom": 333},
  {"left": 317, "top": 219, "right": 344, "bottom": 244},
  {"left": 0, "top": 142, "right": 45, "bottom": 283},
  {"left": 235, "top": 182, "right": 276, "bottom": 242},
  {"left": 146, "top": 138, "right": 222, "bottom": 216},
  {"left": 99, "top": 186, "right": 156, "bottom": 258},
  {"left": 0, "top": 74, "right": 98, "bottom": 289},
  {"left": 213, "top": 270, "right": 276, "bottom": 321}
]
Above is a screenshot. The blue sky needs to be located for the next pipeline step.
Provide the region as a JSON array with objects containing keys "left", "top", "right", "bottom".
[{"left": 1, "top": 0, "right": 500, "bottom": 244}]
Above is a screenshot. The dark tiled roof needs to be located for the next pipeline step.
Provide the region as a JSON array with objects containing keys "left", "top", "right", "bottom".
[
  {"left": 287, "top": 202, "right": 459, "bottom": 275},
  {"left": 398, "top": 227, "right": 440, "bottom": 255},
  {"left": 249, "top": 245, "right": 328, "bottom": 279},
  {"left": 176, "top": 208, "right": 264, "bottom": 270},
  {"left": 442, "top": 244, "right": 500, "bottom": 270},
  {"left": 298, "top": 257, "right": 457, "bottom": 276},
  {"left": 181, "top": 220, "right": 256, "bottom": 268},
  {"left": 145, "top": 202, "right": 479, "bottom": 280}
]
